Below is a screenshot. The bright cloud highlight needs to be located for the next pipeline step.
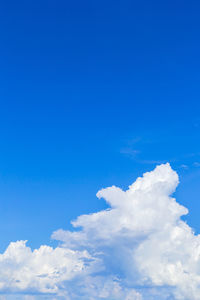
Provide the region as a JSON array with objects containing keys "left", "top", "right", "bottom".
[{"left": 0, "top": 163, "right": 199, "bottom": 299}]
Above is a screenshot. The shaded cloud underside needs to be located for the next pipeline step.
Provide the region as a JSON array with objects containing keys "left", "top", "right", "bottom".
[{"left": 0, "top": 164, "right": 199, "bottom": 299}]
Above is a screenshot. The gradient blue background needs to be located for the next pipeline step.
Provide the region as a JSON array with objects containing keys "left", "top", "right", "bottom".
[{"left": 0, "top": 0, "right": 200, "bottom": 251}]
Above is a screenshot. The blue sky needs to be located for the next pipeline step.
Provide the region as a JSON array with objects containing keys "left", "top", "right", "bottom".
[{"left": 0, "top": 0, "right": 200, "bottom": 268}]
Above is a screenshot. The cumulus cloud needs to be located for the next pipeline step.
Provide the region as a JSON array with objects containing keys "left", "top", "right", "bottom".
[{"left": 0, "top": 163, "right": 200, "bottom": 299}]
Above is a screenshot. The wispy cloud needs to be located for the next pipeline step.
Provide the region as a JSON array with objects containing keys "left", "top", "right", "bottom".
[
  {"left": 193, "top": 161, "right": 200, "bottom": 167},
  {"left": 179, "top": 164, "right": 189, "bottom": 169},
  {"left": 120, "top": 147, "right": 140, "bottom": 157},
  {"left": 120, "top": 137, "right": 200, "bottom": 170}
]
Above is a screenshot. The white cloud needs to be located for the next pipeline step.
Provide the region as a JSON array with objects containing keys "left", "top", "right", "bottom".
[{"left": 0, "top": 163, "right": 200, "bottom": 299}]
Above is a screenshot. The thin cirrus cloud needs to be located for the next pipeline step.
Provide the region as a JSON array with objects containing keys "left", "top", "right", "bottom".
[{"left": 0, "top": 164, "right": 200, "bottom": 299}]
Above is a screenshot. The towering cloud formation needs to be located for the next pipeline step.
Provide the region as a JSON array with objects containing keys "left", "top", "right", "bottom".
[{"left": 0, "top": 163, "right": 199, "bottom": 299}]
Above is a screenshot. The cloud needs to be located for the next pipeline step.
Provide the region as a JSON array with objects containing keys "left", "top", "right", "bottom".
[
  {"left": 193, "top": 162, "right": 200, "bottom": 167},
  {"left": 120, "top": 147, "right": 140, "bottom": 157},
  {"left": 0, "top": 164, "right": 200, "bottom": 299}
]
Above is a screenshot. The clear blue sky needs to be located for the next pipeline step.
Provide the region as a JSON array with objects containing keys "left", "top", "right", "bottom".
[{"left": 0, "top": 0, "right": 200, "bottom": 251}]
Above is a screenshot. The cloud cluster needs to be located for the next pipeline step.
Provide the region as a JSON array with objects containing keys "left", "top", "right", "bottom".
[{"left": 0, "top": 163, "right": 200, "bottom": 299}]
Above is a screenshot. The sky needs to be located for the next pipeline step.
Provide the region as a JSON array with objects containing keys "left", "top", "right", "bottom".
[{"left": 0, "top": 0, "right": 200, "bottom": 299}]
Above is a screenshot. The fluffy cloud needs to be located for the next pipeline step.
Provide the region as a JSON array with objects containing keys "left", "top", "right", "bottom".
[{"left": 0, "top": 163, "right": 200, "bottom": 299}]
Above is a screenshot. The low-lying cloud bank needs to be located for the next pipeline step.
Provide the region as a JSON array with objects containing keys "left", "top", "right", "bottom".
[{"left": 0, "top": 164, "right": 199, "bottom": 299}]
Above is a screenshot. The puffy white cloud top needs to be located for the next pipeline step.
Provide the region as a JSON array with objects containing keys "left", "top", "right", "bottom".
[{"left": 0, "top": 163, "right": 199, "bottom": 299}]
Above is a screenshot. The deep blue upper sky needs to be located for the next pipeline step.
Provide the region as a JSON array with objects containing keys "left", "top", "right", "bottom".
[{"left": 0, "top": 0, "right": 200, "bottom": 251}]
